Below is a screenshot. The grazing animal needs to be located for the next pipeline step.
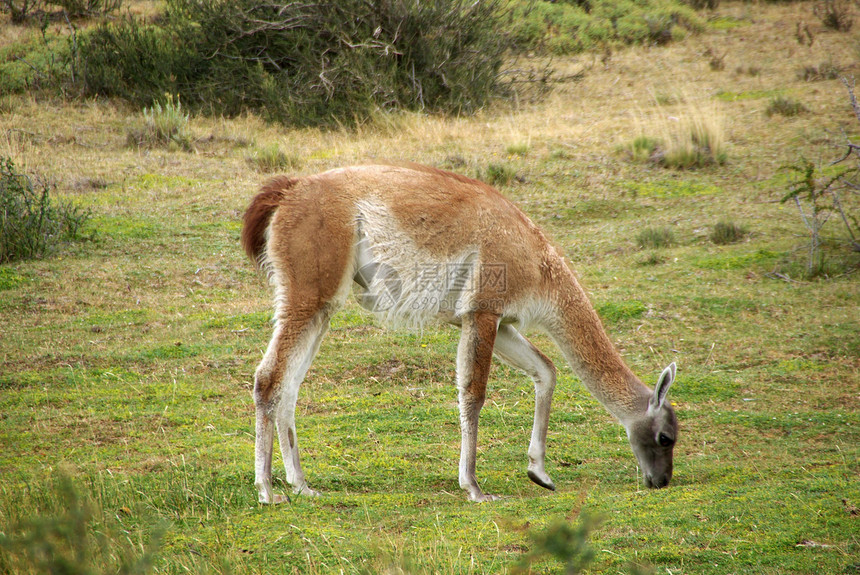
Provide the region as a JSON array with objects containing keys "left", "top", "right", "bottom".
[{"left": 241, "top": 163, "right": 678, "bottom": 503}]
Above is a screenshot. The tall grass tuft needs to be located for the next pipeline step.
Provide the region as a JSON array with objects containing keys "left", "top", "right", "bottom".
[
  {"left": 246, "top": 143, "right": 302, "bottom": 173},
  {"left": 637, "top": 226, "right": 675, "bottom": 249},
  {"left": 630, "top": 99, "right": 727, "bottom": 169},
  {"left": 628, "top": 135, "right": 659, "bottom": 163},
  {"left": 128, "top": 94, "right": 192, "bottom": 150},
  {"left": 663, "top": 105, "right": 727, "bottom": 168},
  {"left": 711, "top": 219, "right": 748, "bottom": 244},
  {"left": 0, "top": 157, "right": 91, "bottom": 263},
  {"left": 766, "top": 96, "right": 808, "bottom": 117}
]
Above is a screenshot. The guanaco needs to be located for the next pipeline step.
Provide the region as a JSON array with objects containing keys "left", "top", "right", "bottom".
[{"left": 242, "top": 163, "right": 678, "bottom": 503}]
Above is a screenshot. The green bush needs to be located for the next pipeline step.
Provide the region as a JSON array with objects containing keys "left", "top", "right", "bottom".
[
  {"left": 505, "top": 0, "right": 701, "bottom": 55},
  {"left": 814, "top": 0, "right": 853, "bottom": 32},
  {"left": 0, "top": 157, "right": 91, "bottom": 263},
  {"left": 79, "top": 0, "right": 507, "bottom": 126},
  {"left": 1, "top": 0, "right": 121, "bottom": 20},
  {"left": 1, "top": 0, "right": 45, "bottom": 23},
  {"left": 51, "top": 0, "right": 121, "bottom": 17}
]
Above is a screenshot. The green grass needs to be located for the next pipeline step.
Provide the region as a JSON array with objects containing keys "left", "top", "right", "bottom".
[{"left": 1, "top": 3, "right": 859, "bottom": 574}]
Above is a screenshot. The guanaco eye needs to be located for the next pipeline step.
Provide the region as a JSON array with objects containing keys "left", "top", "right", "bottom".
[{"left": 658, "top": 433, "right": 674, "bottom": 447}]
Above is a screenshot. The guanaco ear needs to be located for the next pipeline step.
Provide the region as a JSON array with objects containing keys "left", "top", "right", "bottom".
[{"left": 650, "top": 362, "right": 676, "bottom": 410}]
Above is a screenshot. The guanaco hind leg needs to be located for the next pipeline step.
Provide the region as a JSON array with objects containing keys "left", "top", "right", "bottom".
[
  {"left": 254, "top": 307, "right": 334, "bottom": 503},
  {"left": 456, "top": 311, "right": 501, "bottom": 502},
  {"left": 493, "top": 323, "right": 558, "bottom": 491}
]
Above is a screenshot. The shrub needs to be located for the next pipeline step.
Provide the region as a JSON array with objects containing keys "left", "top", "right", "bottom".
[
  {"left": 682, "top": 0, "right": 719, "bottom": 8},
  {"left": 766, "top": 96, "right": 808, "bottom": 117},
  {"left": 711, "top": 219, "right": 748, "bottom": 244},
  {"left": 814, "top": 0, "right": 854, "bottom": 31},
  {"left": 505, "top": 0, "right": 701, "bottom": 55},
  {"left": 1, "top": 0, "right": 45, "bottom": 23},
  {"left": 51, "top": 0, "right": 122, "bottom": 17},
  {"left": 0, "top": 157, "right": 91, "bottom": 263},
  {"left": 79, "top": 0, "right": 507, "bottom": 127},
  {"left": 1, "top": 0, "right": 120, "bottom": 20},
  {"left": 782, "top": 159, "right": 860, "bottom": 278},
  {"left": 637, "top": 226, "right": 675, "bottom": 249}
]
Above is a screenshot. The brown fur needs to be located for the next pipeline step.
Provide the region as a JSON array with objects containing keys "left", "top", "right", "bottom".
[
  {"left": 466, "top": 312, "right": 500, "bottom": 400},
  {"left": 241, "top": 177, "right": 296, "bottom": 264}
]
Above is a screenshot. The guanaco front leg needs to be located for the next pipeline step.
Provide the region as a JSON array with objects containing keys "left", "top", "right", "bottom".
[
  {"left": 493, "top": 324, "right": 557, "bottom": 491},
  {"left": 456, "top": 311, "right": 500, "bottom": 502}
]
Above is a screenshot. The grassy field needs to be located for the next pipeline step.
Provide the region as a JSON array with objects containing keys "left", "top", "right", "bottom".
[{"left": 1, "top": 1, "right": 859, "bottom": 573}]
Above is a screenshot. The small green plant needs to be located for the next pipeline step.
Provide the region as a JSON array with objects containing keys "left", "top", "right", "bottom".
[
  {"left": 483, "top": 162, "right": 517, "bottom": 186},
  {"left": 246, "top": 143, "right": 302, "bottom": 173},
  {"left": 0, "top": 473, "right": 163, "bottom": 575},
  {"left": 766, "top": 96, "right": 808, "bottom": 117},
  {"left": 128, "top": 94, "right": 191, "bottom": 150},
  {"left": 637, "top": 226, "right": 675, "bottom": 249},
  {"left": 711, "top": 219, "right": 748, "bottom": 244},
  {"left": 512, "top": 516, "right": 598, "bottom": 575},
  {"left": 781, "top": 158, "right": 857, "bottom": 278},
  {"left": 0, "top": 157, "right": 91, "bottom": 263}
]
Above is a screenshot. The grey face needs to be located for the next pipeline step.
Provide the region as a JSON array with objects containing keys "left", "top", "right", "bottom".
[
  {"left": 628, "top": 402, "right": 677, "bottom": 488},
  {"left": 628, "top": 363, "right": 678, "bottom": 489}
]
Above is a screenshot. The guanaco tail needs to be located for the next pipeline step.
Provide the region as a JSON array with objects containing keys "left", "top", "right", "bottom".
[{"left": 241, "top": 162, "right": 678, "bottom": 503}]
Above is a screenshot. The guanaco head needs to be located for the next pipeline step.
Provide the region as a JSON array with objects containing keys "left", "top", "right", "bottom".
[{"left": 626, "top": 363, "right": 677, "bottom": 489}]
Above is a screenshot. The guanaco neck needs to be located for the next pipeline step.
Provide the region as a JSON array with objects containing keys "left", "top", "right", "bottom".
[{"left": 544, "top": 263, "right": 651, "bottom": 425}]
